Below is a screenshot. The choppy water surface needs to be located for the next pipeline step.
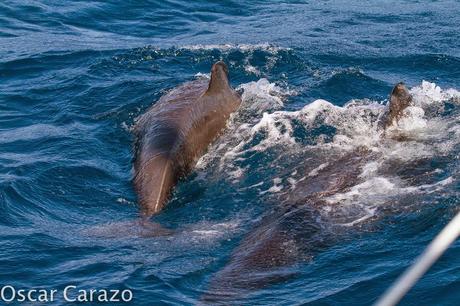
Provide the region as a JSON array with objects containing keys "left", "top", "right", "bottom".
[{"left": 1, "top": 1, "right": 459, "bottom": 305}]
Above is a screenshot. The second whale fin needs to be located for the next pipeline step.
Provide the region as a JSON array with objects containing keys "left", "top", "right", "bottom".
[
  {"left": 385, "top": 82, "right": 413, "bottom": 129},
  {"left": 205, "top": 61, "right": 231, "bottom": 95}
]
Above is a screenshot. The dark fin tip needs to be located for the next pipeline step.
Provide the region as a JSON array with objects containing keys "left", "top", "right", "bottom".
[
  {"left": 207, "top": 61, "right": 230, "bottom": 94},
  {"left": 211, "top": 61, "right": 229, "bottom": 76}
]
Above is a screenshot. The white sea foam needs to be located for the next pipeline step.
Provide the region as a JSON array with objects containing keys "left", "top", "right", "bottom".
[
  {"left": 181, "top": 43, "right": 291, "bottom": 54},
  {"left": 244, "top": 64, "right": 261, "bottom": 76},
  {"left": 260, "top": 177, "right": 284, "bottom": 195},
  {"left": 410, "top": 80, "right": 460, "bottom": 106},
  {"left": 199, "top": 80, "right": 460, "bottom": 226},
  {"left": 196, "top": 78, "right": 295, "bottom": 174},
  {"left": 188, "top": 219, "right": 243, "bottom": 242},
  {"left": 194, "top": 72, "right": 210, "bottom": 79},
  {"left": 234, "top": 81, "right": 458, "bottom": 157},
  {"left": 309, "top": 163, "right": 329, "bottom": 177},
  {"left": 237, "top": 78, "right": 293, "bottom": 111}
]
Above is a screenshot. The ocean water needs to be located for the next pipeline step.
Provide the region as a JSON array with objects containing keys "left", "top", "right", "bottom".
[{"left": 1, "top": 1, "right": 460, "bottom": 305}]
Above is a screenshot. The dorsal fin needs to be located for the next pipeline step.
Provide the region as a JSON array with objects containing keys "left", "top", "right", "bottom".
[
  {"left": 205, "top": 61, "right": 231, "bottom": 95},
  {"left": 385, "top": 82, "right": 412, "bottom": 128}
]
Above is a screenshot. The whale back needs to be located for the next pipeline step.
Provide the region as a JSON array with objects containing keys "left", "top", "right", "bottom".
[
  {"left": 134, "top": 62, "right": 241, "bottom": 216},
  {"left": 204, "top": 149, "right": 374, "bottom": 296},
  {"left": 181, "top": 63, "right": 241, "bottom": 166}
]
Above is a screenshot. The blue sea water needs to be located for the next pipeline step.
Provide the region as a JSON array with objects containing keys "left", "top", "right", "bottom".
[{"left": 1, "top": 0, "right": 460, "bottom": 305}]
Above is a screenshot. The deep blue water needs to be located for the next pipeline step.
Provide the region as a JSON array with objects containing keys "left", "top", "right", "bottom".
[{"left": 1, "top": 1, "right": 460, "bottom": 305}]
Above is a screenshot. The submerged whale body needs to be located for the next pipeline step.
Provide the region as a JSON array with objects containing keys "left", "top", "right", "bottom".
[
  {"left": 202, "top": 83, "right": 418, "bottom": 302},
  {"left": 133, "top": 62, "right": 241, "bottom": 217}
]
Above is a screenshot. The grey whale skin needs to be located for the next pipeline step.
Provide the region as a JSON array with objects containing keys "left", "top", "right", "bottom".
[
  {"left": 133, "top": 62, "right": 241, "bottom": 217},
  {"left": 202, "top": 83, "right": 414, "bottom": 302}
]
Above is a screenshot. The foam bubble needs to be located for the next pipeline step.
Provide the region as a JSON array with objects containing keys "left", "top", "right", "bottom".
[
  {"left": 237, "top": 78, "right": 293, "bottom": 112},
  {"left": 244, "top": 64, "right": 261, "bottom": 76},
  {"left": 385, "top": 106, "right": 428, "bottom": 138},
  {"left": 327, "top": 176, "right": 398, "bottom": 204},
  {"left": 410, "top": 80, "right": 460, "bottom": 106},
  {"left": 260, "top": 178, "right": 284, "bottom": 195},
  {"left": 309, "top": 163, "right": 329, "bottom": 177},
  {"left": 411, "top": 80, "right": 445, "bottom": 106}
]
